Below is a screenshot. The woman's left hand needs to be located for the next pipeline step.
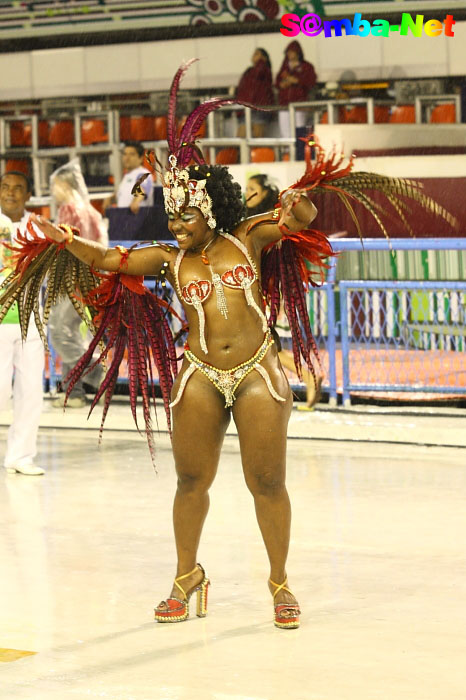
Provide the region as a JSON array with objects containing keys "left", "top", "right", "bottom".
[{"left": 279, "top": 190, "right": 317, "bottom": 230}]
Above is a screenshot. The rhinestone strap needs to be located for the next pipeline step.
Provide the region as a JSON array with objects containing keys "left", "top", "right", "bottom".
[
  {"left": 173, "top": 248, "right": 186, "bottom": 299},
  {"left": 169, "top": 363, "right": 197, "bottom": 408},
  {"left": 243, "top": 282, "right": 268, "bottom": 332},
  {"left": 254, "top": 364, "right": 286, "bottom": 403},
  {"left": 220, "top": 231, "right": 259, "bottom": 278}
]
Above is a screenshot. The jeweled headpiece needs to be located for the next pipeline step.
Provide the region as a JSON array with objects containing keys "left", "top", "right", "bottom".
[
  {"left": 161, "top": 59, "right": 254, "bottom": 228},
  {"left": 163, "top": 155, "right": 216, "bottom": 229}
]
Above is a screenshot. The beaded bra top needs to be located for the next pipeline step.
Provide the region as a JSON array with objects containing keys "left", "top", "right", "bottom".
[{"left": 173, "top": 231, "right": 268, "bottom": 354}]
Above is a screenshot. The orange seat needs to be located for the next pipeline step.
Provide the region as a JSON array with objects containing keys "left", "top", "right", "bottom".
[
  {"left": 81, "top": 119, "right": 108, "bottom": 145},
  {"left": 250, "top": 147, "right": 275, "bottom": 163},
  {"left": 154, "top": 116, "right": 168, "bottom": 140},
  {"left": 6, "top": 159, "right": 29, "bottom": 175},
  {"left": 319, "top": 107, "right": 346, "bottom": 124},
  {"left": 39, "top": 120, "right": 49, "bottom": 147},
  {"left": 119, "top": 116, "right": 131, "bottom": 141},
  {"left": 215, "top": 147, "right": 238, "bottom": 165},
  {"left": 389, "top": 106, "right": 415, "bottom": 123},
  {"left": 429, "top": 103, "right": 456, "bottom": 123},
  {"left": 344, "top": 106, "right": 367, "bottom": 123},
  {"left": 9, "top": 121, "right": 32, "bottom": 147},
  {"left": 374, "top": 106, "right": 390, "bottom": 123},
  {"left": 130, "top": 116, "right": 155, "bottom": 141},
  {"left": 49, "top": 120, "right": 75, "bottom": 146}
]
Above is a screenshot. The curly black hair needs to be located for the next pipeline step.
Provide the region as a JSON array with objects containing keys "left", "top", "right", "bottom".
[{"left": 188, "top": 164, "right": 245, "bottom": 233}]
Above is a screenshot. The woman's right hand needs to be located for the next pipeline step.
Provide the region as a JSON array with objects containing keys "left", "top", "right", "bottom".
[{"left": 30, "top": 213, "right": 67, "bottom": 243}]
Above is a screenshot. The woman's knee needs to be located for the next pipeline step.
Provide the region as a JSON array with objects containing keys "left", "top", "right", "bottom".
[
  {"left": 245, "top": 467, "right": 286, "bottom": 498},
  {"left": 176, "top": 468, "right": 214, "bottom": 495}
]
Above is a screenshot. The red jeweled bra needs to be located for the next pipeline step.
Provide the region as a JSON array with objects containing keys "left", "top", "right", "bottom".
[{"left": 174, "top": 232, "right": 267, "bottom": 354}]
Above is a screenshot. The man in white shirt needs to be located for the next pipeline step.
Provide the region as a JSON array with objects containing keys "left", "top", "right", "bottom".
[
  {"left": 0, "top": 171, "right": 45, "bottom": 476},
  {"left": 103, "top": 140, "right": 153, "bottom": 214}
]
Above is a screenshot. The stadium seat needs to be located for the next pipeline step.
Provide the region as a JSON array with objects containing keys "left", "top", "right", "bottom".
[
  {"left": 119, "top": 116, "right": 131, "bottom": 141},
  {"left": 374, "top": 106, "right": 390, "bottom": 123},
  {"left": 6, "top": 159, "right": 29, "bottom": 174},
  {"left": 154, "top": 116, "right": 168, "bottom": 140},
  {"left": 344, "top": 106, "right": 367, "bottom": 123},
  {"left": 250, "top": 147, "right": 275, "bottom": 163},
  {"left": 129, "top": 116, "right": 155, "bottom": 141},
  {"left": 39, "top": 120, "right": 50, "bottom": 147},
  {"left": 49, "top": 120, "right": 75, "bottom": 146},
  {"left": 429, "top": 104, "right": 456, "bottom": 123},
  {"left": 215, "top": 148, "right": 238, "bottom": 165},
  {"left": 320, "top": 107, "right": 346, "bottom": 124},
  {"left": 9, "top": 121, "right": 32, "bottom": 147},
  {"left": 389, "top": 106, "right": 415, "bottom": 123},
  {"left": 81, "top": 119, "right": 108, "bottom": 145}
]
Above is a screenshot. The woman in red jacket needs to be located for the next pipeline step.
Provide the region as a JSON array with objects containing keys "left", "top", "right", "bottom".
[
  {"left": 275, "top": 40, "right": 317, "bottom": 137},
  {"left": 236, "top": 48, "right": 274, "bottom": 137}
]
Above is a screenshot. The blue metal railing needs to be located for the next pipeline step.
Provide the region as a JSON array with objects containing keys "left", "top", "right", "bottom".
[{"left": 325, "top": 238, "right": 466, "bottom": 404}]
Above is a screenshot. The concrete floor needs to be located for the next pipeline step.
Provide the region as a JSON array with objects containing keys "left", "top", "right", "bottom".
[{"left": 1, "top": 405, "right": 466, "bottom": 700}]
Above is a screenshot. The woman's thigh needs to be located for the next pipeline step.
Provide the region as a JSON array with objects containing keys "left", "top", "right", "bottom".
[
  {"left": 171, "top": 367, "right": 231, "bottom": 487},
  {"left": 232, "top": 358, "right": 292, "bottom": 490}
]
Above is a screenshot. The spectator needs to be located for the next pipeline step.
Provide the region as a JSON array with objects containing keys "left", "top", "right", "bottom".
[
  {"left": 236, "top": 48, "right": 274, "bottom": 137},
  {"left": 48, "top": 159, "right": 106, "bottom": 408},
  {"left": 0, "top": 171, "right": 45, "bottom": 476},
  {"left": 275, "top": 40, "right": 317, "bottom": 137},
  {"left": 245, "top": 174, "right": 279, "bottom": 217},
  {"left": 103, "top": 140, "right": 153, "bottom": 213}
]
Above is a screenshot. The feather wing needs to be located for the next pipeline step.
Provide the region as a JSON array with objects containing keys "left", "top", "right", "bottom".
[
  {"left": 65, "top": 271, "right": 179, "bottom": 469},
  {"left": 0, "top": 222, "right": 99, "bottom": 348}
]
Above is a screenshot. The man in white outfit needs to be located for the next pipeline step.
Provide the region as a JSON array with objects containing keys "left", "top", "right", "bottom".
[
  {"left": 103, "top": 140, "right": 153, "bottom": 213},
  {"left": 0, "top": 171, "right": 45, "bottom": 476}
]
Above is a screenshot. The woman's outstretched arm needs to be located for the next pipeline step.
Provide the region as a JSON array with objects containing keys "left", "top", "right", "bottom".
[
  {"left": 237, "top": 191, "right": 317, "bottom": 251},
  {"left": 31, "top": 214, "right": 172, "bottom": 276}
]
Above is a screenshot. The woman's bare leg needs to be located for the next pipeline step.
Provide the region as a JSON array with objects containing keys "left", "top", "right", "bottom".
[
  {"left": 158, "top": 372, "right": 230, "bottom": 605},
  {"left": 232, "top": 362, "right": 297, "bottom": 608}
]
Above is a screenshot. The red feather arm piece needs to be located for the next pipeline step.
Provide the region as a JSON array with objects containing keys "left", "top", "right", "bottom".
[
  {"left": 287, "top": 135, "right": 457, "bottom": 239},
  {"left": 64, "top": 271, "right": 181, "bottom": 469},
  {"left": 258, "top": 132, "right": 456, "bottom": 381},
  {"left": 0, "top": 220, "right": 99, "bottom": 346},
  {"left": 261, "top": 229, "right": 334, "bottom": 381}
]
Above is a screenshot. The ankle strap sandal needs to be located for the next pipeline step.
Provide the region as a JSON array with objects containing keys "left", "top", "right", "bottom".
[
  {"left": 269, "top": 576, "right": 301, "bottom": 629},
  {"left": 154, "top": 563, "right": 210, "bottom": 623}
]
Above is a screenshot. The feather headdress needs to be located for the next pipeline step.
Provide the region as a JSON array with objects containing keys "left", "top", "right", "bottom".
[{"left": 160, "top": 58, "right": 257, "bottom": 227}]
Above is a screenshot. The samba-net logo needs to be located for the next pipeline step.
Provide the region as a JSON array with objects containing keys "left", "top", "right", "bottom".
[{"left": 280, "top": 13, "right": 456, "bottom": 38}]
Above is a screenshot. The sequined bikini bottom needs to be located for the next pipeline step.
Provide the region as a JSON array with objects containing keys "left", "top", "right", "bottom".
[{"left": 169, "top": 331, "right": 287, "bottom": 409}]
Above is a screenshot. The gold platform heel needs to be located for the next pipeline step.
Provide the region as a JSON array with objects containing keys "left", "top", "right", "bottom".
[
  {"left": 269, "top": 576, "right": 301, "bottom": 629},
  {"left": 154, "top": 563, "right": 210, "bottom": 623}
]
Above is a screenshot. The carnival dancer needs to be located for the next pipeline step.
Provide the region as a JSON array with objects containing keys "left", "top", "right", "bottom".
[
  {"left": 0, "top": 60, "right": 455, "bottom": 628},
  {"left": 28, "top": 164, "right": 311, "bottom": 629}
]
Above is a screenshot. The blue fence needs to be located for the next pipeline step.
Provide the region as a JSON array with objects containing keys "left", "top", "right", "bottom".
[{"left": 321, "top": 238, "right": 466, "bottom": 404}]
